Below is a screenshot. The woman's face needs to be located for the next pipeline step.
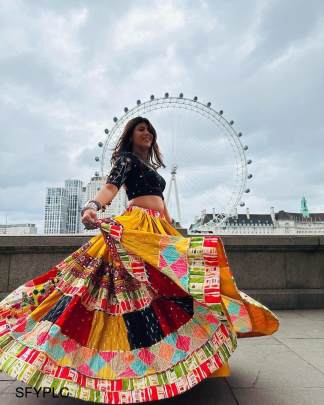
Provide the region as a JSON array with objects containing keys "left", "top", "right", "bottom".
[{"left": 131, "top": 122, "right": 154, "bottom": 150}]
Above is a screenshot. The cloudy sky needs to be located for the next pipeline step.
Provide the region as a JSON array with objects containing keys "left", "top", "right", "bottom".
[{"left": 0, "top": 0, "right": 323, "bottom": 232}]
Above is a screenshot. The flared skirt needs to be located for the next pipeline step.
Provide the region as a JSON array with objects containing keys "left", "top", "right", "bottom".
[{"left": 0, "top": 205, "right": 279, "bottom": 403}]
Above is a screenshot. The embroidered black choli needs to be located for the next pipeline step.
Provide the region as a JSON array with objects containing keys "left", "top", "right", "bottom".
[{"left": 106, "top": 151, "right": 166, "bottom": 200}]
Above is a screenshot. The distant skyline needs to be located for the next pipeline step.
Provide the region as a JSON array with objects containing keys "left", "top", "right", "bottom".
[{"left": 1, "top": 0, "right": 323, "bottom": 233}]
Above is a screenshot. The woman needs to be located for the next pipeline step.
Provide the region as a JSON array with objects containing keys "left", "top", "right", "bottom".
[{"left": 0, "top": 116, "right": 279, "bottom": 404}]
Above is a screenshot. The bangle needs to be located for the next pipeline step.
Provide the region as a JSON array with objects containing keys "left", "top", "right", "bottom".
[
  {"left": 81, "top": 200, "right": 102, "bottom": 217},
  {"left": 87, "top": 200, "right": 102, "bottom": 210}
]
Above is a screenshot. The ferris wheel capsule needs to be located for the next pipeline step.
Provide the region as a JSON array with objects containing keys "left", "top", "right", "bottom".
[{"left": 98, "top": 142, "right": 103, "bottom": 147}]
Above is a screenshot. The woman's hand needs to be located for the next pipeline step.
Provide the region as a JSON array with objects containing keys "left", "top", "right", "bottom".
[{"left": 81, "top": 208, "right": 99, "bottom": 230}]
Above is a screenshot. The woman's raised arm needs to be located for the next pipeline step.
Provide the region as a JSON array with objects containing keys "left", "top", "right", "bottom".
[{"left": 94, "top": 183, "right": 119, "bottom": 210}]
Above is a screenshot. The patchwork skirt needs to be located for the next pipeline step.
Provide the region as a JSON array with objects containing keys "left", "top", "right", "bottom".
[{"left": 0, "top": 204, "right": 279, "bottom": 404}]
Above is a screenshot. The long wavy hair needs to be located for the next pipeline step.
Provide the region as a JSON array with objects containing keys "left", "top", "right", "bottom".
[{"left": 110, "top": 116, "right": 166, "bottom": 170}]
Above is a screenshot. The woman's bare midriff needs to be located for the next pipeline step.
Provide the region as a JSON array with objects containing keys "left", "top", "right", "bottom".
[{"left": 127, "top": 195, "right": 165, "bottom": 213}]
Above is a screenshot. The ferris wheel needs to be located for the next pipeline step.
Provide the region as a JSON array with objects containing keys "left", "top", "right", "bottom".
[{"left": 95, "top": 93, "right": 252, "bottom": 227}]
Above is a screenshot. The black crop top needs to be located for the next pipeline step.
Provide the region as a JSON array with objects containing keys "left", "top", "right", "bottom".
[{"left": 106, "top": 151, "right": 166, "bottom": 200}]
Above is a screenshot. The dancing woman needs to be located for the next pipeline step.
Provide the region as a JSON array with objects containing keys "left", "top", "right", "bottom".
[{"left": 0, "top": 116, "right": 279, "bottom": 404}]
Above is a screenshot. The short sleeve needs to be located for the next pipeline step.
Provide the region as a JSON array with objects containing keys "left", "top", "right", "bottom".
[{"left": 106, "top": 152, "right": 133, "bottom": 190}]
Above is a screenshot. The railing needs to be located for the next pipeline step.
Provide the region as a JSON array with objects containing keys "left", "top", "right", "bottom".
[{"left": 0, "top": 233, "right": 323, "bottom": 309}]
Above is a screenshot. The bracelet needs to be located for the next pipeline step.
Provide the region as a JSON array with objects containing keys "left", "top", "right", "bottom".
[
  {"left": 81, "top": 200, "right": 102, "bottom": 217},
  {"left": 88, "top": 199, "right": 102, "bottom": 210}
]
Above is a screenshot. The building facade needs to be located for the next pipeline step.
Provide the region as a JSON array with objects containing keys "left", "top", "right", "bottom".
[
  {"left": 44, "top": 173, "right": 129, "bottom": 235},
  {"left": 44, "top": 187, "right": 69, "bottom": 234},
  {"left": 0, "top": 224, "right": 37, "bottom": 235},
  {"left": 65, "top": 179, "right": 84, "bottom": 234},
  {"left": 189, "top": 198, "right": 324, "bottom": 235}
]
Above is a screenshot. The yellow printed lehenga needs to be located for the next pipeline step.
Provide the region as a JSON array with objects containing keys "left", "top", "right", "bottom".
[{"left": 0, "top": 205, "right": 279, "bottom": 404}]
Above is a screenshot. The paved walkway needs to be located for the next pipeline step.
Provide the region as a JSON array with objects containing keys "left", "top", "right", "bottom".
[{"left": 1, "top": 309, "right": 323, "bottom": 405}]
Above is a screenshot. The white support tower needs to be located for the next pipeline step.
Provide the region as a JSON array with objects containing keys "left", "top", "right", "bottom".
[{"left": 165, "top": 164, "right": 182, "bottom": 224}]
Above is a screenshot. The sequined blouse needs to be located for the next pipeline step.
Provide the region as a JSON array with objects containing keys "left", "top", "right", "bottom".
[{"left": 106, "top": 151, "right": 166, "bottom": 200}]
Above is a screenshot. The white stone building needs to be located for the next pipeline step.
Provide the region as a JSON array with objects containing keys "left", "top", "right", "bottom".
[
  {"left": 0, "top": 223, "right": 37, "bottom": 235},
  {"left": 189, "top": 197, "right": 324, "bottom": 235}
]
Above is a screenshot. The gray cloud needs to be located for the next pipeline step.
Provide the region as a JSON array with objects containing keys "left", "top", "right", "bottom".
[{"left": 0, "top": 0, "right": 323, "bottom": 231}]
